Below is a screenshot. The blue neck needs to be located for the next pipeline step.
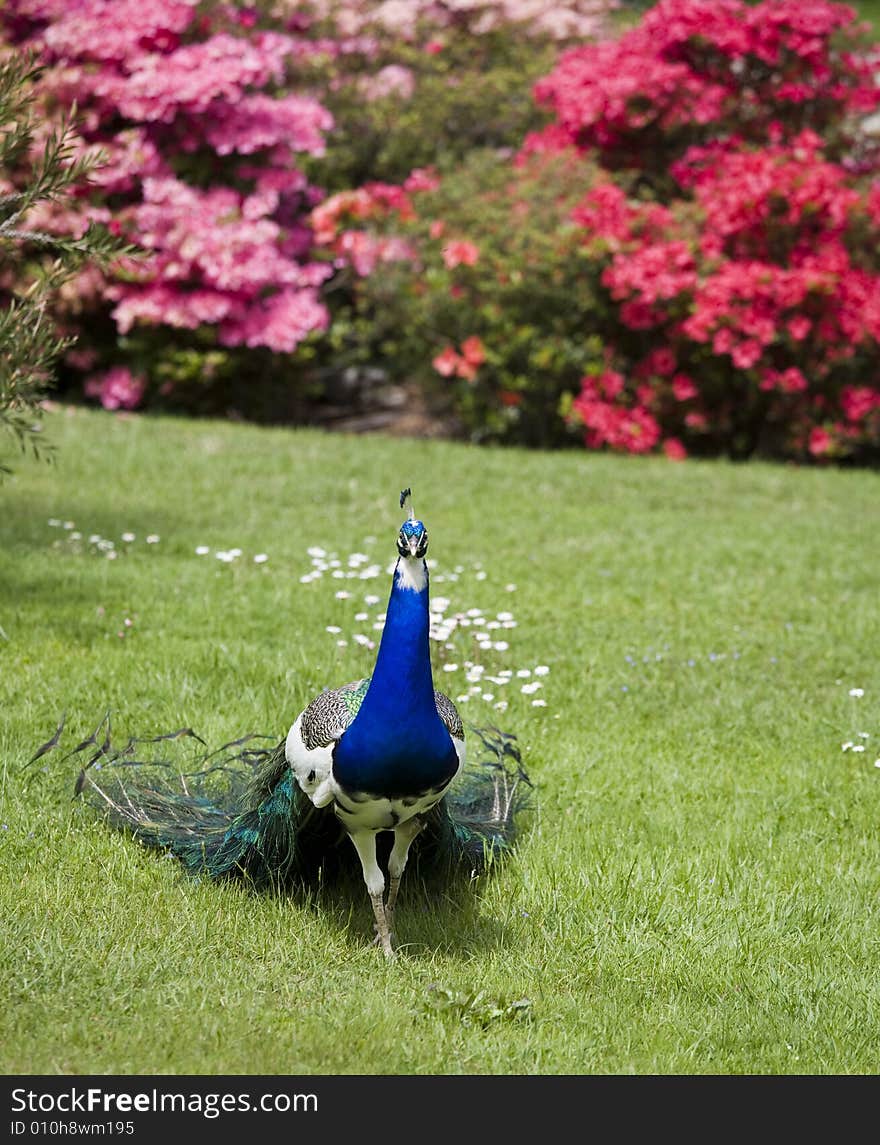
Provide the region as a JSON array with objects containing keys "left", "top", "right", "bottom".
[{"left": 333, "top": 559, "right": 458, "bottom": 796}]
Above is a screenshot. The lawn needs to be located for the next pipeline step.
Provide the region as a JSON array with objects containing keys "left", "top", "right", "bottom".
[{"left": 2, "top": 406, "right": 880, "bottom": 1075}]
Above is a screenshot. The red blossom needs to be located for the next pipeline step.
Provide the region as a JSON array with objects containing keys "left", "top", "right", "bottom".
[
  {"left": 663, "top": 437, "right": 688, "bottom": 460},
  {"left": 442, "top": 239, "right": 480, "bottom": 269},
  {"left": 672, "top": 374, "right": 698, "bottom": 401},
  {"left": 808, "top": 426, "right": 833, "bottom": 455},
  {"left": 760, "top": 367, "right": 809, "bottom": 393},
  {"left": 460, "top": 335, "right": 486, "bottom": 367},
  {"left": 571, "top": 373, "right": 662, "bottom": 454},
  {"left": 432, "top": 346, "right": 460, "bottom": 377},
  {"left": 841, "top": 385, "right": 880, "bottom": 423},
  {"left": 528, "top": 0, "right": 879, "bottom": 172}
]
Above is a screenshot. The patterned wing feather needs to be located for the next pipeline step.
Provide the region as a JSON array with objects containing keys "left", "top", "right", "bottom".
[
  {"left": 299, "top": 678, "right": 370, "bottom": 750},
  {"left": 286, "top": 678, "right": 369, "bottom": 806},
  {"left": 434, "top": 690, "right": 464, "bottom": 740}
]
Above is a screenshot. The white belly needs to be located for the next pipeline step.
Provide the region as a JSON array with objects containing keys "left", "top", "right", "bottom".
[{"left": 332, "top": 786, "right": 449, "bottom": 832}]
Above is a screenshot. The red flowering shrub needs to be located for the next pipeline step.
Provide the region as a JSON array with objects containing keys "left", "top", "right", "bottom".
[
  {"left": 530, "top": 0, "right": 879, "bottom": 183},
  {"left": 523, "top": 0, "right": 880, "bottom": 461}
]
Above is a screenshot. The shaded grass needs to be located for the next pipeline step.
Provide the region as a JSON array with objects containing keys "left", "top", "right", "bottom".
[{"left": 3, "top": 406, "right": 880, "bottom": 1074}]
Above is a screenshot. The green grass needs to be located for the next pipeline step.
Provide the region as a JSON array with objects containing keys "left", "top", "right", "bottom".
[
  {"left": 856, "top": 0, "right": 880, "bottom": 31},
  {"left": 3, "top": 406, "right": 880, "bottom": 1075}
]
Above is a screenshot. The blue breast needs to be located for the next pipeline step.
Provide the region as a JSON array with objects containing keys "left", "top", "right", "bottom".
[{"left": 333, "top": 561, "right": 458, "bottom": 798}]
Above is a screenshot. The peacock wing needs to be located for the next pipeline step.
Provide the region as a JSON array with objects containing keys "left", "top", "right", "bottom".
[
  {"left": 434, "top": 689, "right": 466, "bottom": 778},
  {"left": 286, "top": 678, "right": 370, "bottom": 806}
]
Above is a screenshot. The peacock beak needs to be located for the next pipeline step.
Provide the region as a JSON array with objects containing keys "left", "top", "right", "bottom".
[{"left": 406, "top": 535, "right": 422, "bottom": 557}]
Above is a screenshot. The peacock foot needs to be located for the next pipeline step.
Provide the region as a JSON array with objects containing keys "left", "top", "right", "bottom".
[
  {"left": 371, "top": 928, "right": 396, "bottom": 959},
  {"left": 370, "top": 892, "right": 396, "bottom": 959}
]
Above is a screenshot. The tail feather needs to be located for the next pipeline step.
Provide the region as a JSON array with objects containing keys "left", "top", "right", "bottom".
[
  {"left": 422, "top": 726, "right": 533, "bottom": 874},
  {"left": 57, "top": 719, "right": 531, "bottom": 889},
  {"left": 74, "top": 734, "right": 346, "bottom": 889}
]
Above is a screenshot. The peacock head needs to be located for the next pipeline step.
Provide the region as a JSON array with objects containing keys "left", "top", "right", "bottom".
[
  {"left": 397, "top": 487, "right": 429, "bottom": 559},
  {"left": 398, "top": 517, "right": 428, "bottom": 559}
]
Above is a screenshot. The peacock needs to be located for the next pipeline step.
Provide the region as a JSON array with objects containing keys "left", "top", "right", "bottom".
[{"left": 36, "top": 489, "right": 531, "bottom": 958}]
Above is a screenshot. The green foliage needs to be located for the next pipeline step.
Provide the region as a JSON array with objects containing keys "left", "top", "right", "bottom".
[
  {"left": 421, "top": 983, "right": 533, "bottom": 1029},
  {"left": 334, "top": 149, "right": 610, "bottom": 447},
  {"left": 0, "top": 52, "right": 130, "bottom": 473},
  {"left": 300, "top": 31, "right": 556, "bottom": 193},
  {"left": 117, "top": 328, "right": 326, "bottom": 424}
]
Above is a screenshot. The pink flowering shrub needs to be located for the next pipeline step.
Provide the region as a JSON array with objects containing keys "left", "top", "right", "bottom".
[
  {"left": 0, "top": 0, "right": 620, "bottom": 418},
  {"left": 1, "top": 0, "right": 334, "bottom": 413}
]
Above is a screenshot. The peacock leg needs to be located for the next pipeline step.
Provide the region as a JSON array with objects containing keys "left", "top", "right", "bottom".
[
  {"left": 348, "top": 829, "right": 395, "bottom": 958},
  {"left": 385, "top": 817, "right": 424, "bottom": 939}
]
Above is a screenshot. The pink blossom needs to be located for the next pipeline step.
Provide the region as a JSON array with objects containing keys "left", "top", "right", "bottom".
[
  {"left": 307, "top": 0, "right": 615, "bottom": 43},
  {"left": 65, "top": 347, "right": 99, "bottom": 370},
  {"left": 404, "top": 168, "right": 441, "bottom": 194},
  {"left": 571, "top": 375, "right": 661, "bottom": 454},
  {"left": 787, "top": 315, "right": 811, "bottom": 341},
  {"left": 431, "top": 338, "right": 485, "bottom": 380},
  {"left": 3, "top": 0, "right": 335, "bottom": 371},
  {"left": 359, "top": 65, "right": 416, "bottom": 101},
  {"left": 643, "top": 347, "right": 677, "bottom": 377},
  {"left": 41, "top": 0, "right": 198, "bottom": 63},
  {"left": 730, "top": 340, "right": 763, "bottom": 369},
  {"left": 335, "top": 230, "right": 416, "bottom": 277},
  {"left": 531, "top": 0, "right": 879, "bottom": 170},
  {"left": 760, "top": 367, "right": 808, "bottom": 394},
  {"left": 85, "top": 366, "right": 145, "bottom": 410},
  {"left": 93, "top": 33, "right": 302, "bottom": 124},
  {"left": 841, "top": 386, "right": 880, "bottom": 423},
  {"left": 603, "top": 241, "right": 697, "bottom": 304},
  {"left": 219, "top": 288, "right": 329, "bottom": 353},
  {"left": 204, "top": 94, "right": 333, "bottom": 157}
]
